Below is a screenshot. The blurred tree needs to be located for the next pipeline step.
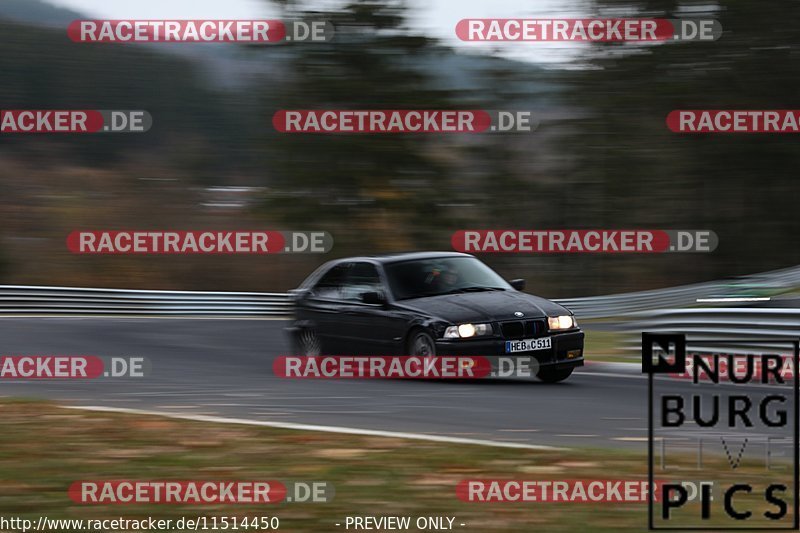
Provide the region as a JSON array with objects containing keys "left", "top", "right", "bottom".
[
  {"left": 4, "top": 0, "right": 798, "bottom": 294},
  {"left": 0, "top": 20, "right": 244, "bottom": 175},
  {"left": 559, "top": 0, "right": 800, "bottom": 287},
  {"left": 0, "top": 245, "right": 10, "bottom": 282},
  {"left": 260, "top": 1, "right": 475, "bottom": 253}
]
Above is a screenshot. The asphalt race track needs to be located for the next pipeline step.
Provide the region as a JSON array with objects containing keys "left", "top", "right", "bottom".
[{"left": 0, "top": 318, "right": 791, "bottom": 451}]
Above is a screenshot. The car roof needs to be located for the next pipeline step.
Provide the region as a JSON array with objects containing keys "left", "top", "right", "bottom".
[
  {"left": 336, "top": 251, "right": 475, "bottom": 265},
  {"left": 295, "top": 251, "right": 478, "bottom": 290}
]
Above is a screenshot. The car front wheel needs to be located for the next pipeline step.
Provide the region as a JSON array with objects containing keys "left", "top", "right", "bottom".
[{"left": 407, "top": 329, "right": 436, "bottom": 357}]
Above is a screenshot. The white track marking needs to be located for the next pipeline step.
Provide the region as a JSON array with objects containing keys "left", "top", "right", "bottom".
[
  {"left": 60, "top": 405, "right": 566, "bottom": 451},
  {"left": 696, "top": 297, "right": 770, "bottom": 303}
]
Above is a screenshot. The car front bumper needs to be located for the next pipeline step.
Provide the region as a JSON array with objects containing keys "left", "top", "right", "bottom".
[{"left": 434, "top": 330, "right": 585, "bottom": 370}]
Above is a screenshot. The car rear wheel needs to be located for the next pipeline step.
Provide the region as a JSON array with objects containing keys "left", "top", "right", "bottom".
[
  {"left": 296, "top": 327, "right": 322, "bottom": 357},
  {"left": 537, "top": 367, "right": 574, "bottom": 383},
  {"left": 407, "top": 329, "right": 436, "bottom": 357}
]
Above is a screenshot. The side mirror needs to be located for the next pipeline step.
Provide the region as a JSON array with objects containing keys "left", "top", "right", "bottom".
[
  {"left": 360, "top": 291, "right": 386, "bottom": 305},
  {"left": 509, "top": 279, "right": 526, "bottom": 291},
  {"left": 288, "top": 288, "right": 311, "bottom": 301}
]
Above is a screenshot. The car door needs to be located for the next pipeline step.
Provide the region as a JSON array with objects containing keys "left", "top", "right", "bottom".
[
  {"left": 302, "top": 262, "right": 351, "bottom": 354},
  {"left": 337, "top": 262, "right": 409, "bottom": 355}
]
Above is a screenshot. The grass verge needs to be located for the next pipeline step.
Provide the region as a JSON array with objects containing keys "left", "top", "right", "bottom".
[{"left": 0, "top": 400, "right": 792, "bottom": 531}]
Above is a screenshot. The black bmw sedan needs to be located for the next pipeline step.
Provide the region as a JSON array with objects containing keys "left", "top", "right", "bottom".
[{"left": 286, "top": 252, "right": 584, "bottom": 382}]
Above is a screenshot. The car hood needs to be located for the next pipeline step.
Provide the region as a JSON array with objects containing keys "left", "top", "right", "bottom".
[{"left": 394, "top": 290, "right": 572, "bottom": 323}]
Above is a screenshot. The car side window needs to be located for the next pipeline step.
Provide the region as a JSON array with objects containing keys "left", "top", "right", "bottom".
[
  {"left": 313, "top": 264, "right": 349, "bottom": 300},
  {"left": 341, "top": 262, "right": 383, "bottom": 302}
]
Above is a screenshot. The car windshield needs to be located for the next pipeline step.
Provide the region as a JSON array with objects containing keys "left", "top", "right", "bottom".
[{"left": 384, "top": 257, "right": 511, "bottom": 300}]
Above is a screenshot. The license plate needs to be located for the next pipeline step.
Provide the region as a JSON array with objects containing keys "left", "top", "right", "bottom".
[{"left": 505, "top": 337, "right": 552, "bottom": 353}]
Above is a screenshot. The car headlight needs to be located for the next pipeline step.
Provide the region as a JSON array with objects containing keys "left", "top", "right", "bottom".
[
  {"left": 444, "top": 323, "right": 492, "bottom": 339},
  {"left": 548, "top": 315, "right": 576, "bottom": 331}
]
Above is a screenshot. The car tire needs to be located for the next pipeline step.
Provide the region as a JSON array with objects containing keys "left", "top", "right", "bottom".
[
  {"left": 406, "top": 329, "right": 437, "bottom": 358},
  {"left": 295, "top": 327, "right": 322, "bottom": 357},
  {"left": 536, "top": 367, "right": 574, "bottom": 383}
]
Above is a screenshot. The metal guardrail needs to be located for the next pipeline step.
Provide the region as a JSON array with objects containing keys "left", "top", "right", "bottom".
[
  {"left": 621, "top": 308, "right": 800, "bottom": 353},
  {"left": 0, "top": 285, "right": 292, "bottom": 316},
  {"left": 556, "top": 264, "right": 800, "bottom": 318},
  {"left": 0, "top": 263, "right": 799, "bottom": 319},
  {"left": 556, "top": 284, "right": 722, "bottom": 318}
]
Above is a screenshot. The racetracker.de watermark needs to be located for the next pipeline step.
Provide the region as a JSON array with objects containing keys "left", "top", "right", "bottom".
[
  {"left": 457, "top": 479, "right": 665, "bottom": 503},
  {"left": 452, "top": 230, "right": 717, "bottom": 253},
  {"left": 67, "top": 231, "right": 333, "bottom": 254},
  {"left": 0, "top": 110, "right": 151, "bottom": 133},
  {"left": 68, "top": 480, "right": 333, "bottom": 504},
  {"left": 455, "top": 18, "right": 721, "bottom": 42},
  {"left": 668, "top": 110, "right": 800, "bottom": 133},
  {"left": 272, "top": 110, "right": 538, "bottom": 133},
  {"left": 0, "top": 356, "right": 150, "bottom": 379},
  {"left": 274, "top": 355, "right": 561, "bottom": 379},
  {"left": 68, "top": 20, "right": 334, "bottom": 43}
]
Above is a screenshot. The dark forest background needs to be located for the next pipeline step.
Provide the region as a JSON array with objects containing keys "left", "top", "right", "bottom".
[{"left": 0, "top": 0, "right": 797, "bottom": 297}]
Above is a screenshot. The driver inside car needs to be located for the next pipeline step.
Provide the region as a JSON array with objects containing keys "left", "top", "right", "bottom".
[{"left": 425, "top": 265, "right": 460, "bottom": 293}]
